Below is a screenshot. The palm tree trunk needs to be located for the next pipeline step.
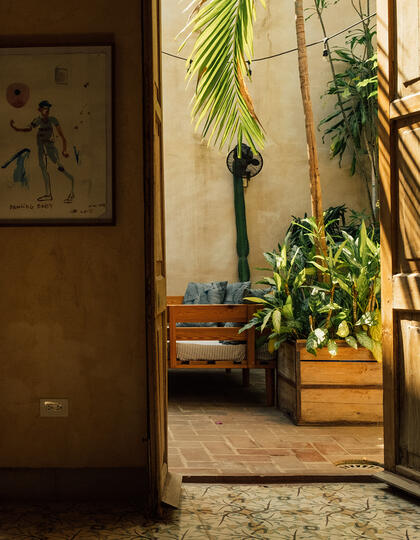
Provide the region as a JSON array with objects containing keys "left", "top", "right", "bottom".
[{"left": 295, "top": 0, "right": 327, "bottom": 256}]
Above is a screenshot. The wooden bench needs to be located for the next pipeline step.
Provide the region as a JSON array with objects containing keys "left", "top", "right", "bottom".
[{"left": 167, "top": 296, "right": 276, "bottom": 405}]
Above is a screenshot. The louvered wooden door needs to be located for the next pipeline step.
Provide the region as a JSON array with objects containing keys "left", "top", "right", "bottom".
[
  {"left": 143, "top": 0, "right": 168, "bottom": 510},
  {"left": 378, "top": 0, "right": 420, "bottom": 496}
]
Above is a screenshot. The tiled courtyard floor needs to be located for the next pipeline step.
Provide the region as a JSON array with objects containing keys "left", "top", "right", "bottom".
[{"left": 168, "top": 369, "right": 384, "bottom": 477}]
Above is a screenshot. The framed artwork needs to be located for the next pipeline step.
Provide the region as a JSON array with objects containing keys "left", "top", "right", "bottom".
[{"left": 0, "top": 45, "right": 113, "bottom": 225}]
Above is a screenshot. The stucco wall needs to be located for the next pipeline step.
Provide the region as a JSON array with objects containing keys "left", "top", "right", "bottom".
[
  {"left": 163, "top": 0, "right": 373, "bottom": 294},
  {"left": 0, "top": 0, "right": 148, "bottom": 470}
]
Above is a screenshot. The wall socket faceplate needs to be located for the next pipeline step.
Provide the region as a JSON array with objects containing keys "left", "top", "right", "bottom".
[{"left": 40, "top": 398, "right": 69, "bottom": 417}]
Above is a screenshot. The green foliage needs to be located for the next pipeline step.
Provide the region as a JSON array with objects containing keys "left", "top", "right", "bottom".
[
  {"left": 302, "top": 218, "right": 382, "bottom": 360},
  {"left": 239, "top": 242, "right": 309, "bottom": 353},
  {"left": 179, "top": 0, "right": 265, "bottom": 154},
  {"left": 319, "top": 42, "right": 377, "bottom": 171},
  {"left": 243, "top": 211, "right": 382, "bottom": 361},
  {"left": 316, "top": 0, "right": 378, "bottom": 219},
  {"left": 286, "top": 204, "right": 379, "bottom": 247}
]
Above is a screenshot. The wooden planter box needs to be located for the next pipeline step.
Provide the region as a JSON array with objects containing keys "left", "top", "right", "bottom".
[{"left": 277, "top": 340, "right": 383, "bottom": 425}]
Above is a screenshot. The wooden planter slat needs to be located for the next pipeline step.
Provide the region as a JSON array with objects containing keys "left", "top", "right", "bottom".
[
  {"left": 277, "top": 340, "right": 383, "bottom": 425},
  {"left": 301, "top": 362, "right": 382, "bottom": 386}
]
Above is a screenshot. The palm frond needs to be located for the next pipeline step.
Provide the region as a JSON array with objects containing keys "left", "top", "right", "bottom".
[{"left": 179, "top": 0, "right": 265, "bottom": 154}]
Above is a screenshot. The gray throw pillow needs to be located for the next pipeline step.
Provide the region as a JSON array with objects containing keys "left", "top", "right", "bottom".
[
  {"left": 183, "top": 281, "right": 227, "bottom": 305},
  {"left": 220, "top": 281, "right": 251, "bottom": 343},
  {"left": 223, "top": 281, "right": 251, "bottom": 304},
  {"left": 177, "top": 281, "right": 228, "bottom": 327}
]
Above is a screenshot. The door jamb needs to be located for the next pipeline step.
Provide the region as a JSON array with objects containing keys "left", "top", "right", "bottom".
[{"left": 142, "top": 0, "right": 161, "bottom": 513}]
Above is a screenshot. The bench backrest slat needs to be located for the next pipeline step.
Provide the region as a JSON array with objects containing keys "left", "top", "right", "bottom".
[{"left": 168, "top": 304, "right": 249, "bottom": 323}]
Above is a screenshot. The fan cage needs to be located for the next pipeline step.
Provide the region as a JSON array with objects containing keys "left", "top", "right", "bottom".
[{"left": 226, "top": 145, "right": 263, "bottom": 178}]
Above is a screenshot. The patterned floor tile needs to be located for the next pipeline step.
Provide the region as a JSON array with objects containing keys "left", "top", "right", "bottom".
[
  {"left": 184, "top": 483, "right": 420, "bottom": 540},
  {"left": 0, "top": 483, "right": 417, "bottom": 539},
  {"left": 0, "top": 499, "right": 208, "bottom": 540}
]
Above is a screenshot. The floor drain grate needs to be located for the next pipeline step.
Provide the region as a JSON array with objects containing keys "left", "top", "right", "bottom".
[{"left": 335, "top": 460, "right": 383, "bottom": 471}]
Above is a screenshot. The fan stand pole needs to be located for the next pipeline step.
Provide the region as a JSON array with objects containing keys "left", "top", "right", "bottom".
[{"left": 233, "top": 173, "right": 250, "bottom": 282}]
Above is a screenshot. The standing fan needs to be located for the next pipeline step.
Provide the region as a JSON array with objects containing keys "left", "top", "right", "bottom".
[{"left": 226, "top": 144, "right": 263, "bottom": 282}]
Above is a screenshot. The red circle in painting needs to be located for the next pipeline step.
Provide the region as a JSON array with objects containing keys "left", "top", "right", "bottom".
[{"left": 6, "top": 83, "right": 30, "bottom": 108}]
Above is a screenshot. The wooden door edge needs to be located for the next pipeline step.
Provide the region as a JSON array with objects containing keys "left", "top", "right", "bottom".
[
  {"left": 161, "top": 471, "right": 183, "bottom": 508},
  {"left": 141, "top": 0, "right": 165, "bottom": 513},
  {"left": 374, "top": 471, "right": 420, "bottom": 499}
]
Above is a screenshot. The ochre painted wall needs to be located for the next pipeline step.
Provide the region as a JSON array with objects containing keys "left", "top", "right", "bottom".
[
  {"left": 0, "top": 0, "right": 148, "bottom": 469},
  {"left": 163, "top": 0, "right": 374, "bottom": 294}
]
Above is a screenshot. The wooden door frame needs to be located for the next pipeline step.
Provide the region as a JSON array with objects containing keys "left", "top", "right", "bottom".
[
  {"left": 377, "top": 0, "right": 397, "bottom": 473},
  {"left": 143, "top": 0, "right": 419, "bottom": 503},
  {"left": 378, "top": 0, "right": 420, "bottom": 491},
  {"left": 142, "top": 0, "right": 166, "bottom": 512}
]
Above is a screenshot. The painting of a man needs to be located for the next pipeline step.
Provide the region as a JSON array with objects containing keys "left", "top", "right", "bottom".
[{"left": 10, "top": 100, "right": 74, "bottom": 203}]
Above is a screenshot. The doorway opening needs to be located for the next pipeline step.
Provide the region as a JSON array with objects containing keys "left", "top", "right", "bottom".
[{"left": 160, "top": 1, "right": 384, "bottom": 480}]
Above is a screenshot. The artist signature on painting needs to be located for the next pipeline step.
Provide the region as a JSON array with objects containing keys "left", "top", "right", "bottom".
[{"left": 9, "top": 202, "right": 53, "bottom": 210}]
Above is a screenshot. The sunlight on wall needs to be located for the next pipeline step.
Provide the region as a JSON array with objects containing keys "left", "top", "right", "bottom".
[{"left": 163, "top": 0, "right": 374, "bottom": 294}]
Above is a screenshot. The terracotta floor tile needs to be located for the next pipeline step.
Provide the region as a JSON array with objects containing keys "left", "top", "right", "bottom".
[
  {"left": 269, "top": 456, "right": 303, "bottom": 468},
  {"left": 236, "top": 448, "right": 269, "bottom": 455},
  {"left": 313, "top": 442, "right": 349, "bottom": 455},
  {"left": 209, "top": 455, "right": 272, "bottom": 462},
  {"left": 170, "top": 426, "right": 196, "bottom": 432},
  {"left": 293, "top": 449, "right": 327, "bottom": 462},
  {"left": 248, "top": 432, "right": 278, "bottom": 440},
  {"left": 170, "top": 468, "right": 220, "bottom": 475},
  {"left": 203, "top": 442, "right": 235, "bottom": 454},
  {"left": 254, "top": 440, "right": 282, "bottom": 448},
  {"left": 322, "top": 454, "right": 370, "bottom": 465},
  {"left": 169, "top": 456, "right": 186, "bottom": 468},
  {"left": 265, "top": 441, "right": 313, "bottom": 449},
  {"left": 246, "top": 464, "right": 282, "bottom": 474},
  {"left": 331, "top": 435, "right": 363, "bottom": 445},
  {"left": 180, "top": 448, "right": 212, "bottom": 461},
  {"left": 218, "top": 462, "right": 251, "bottom": 472},
  {"left": 184, "top": 461, "right": 218, "bottom": 468},
  {"left": 303, "top": 463, "right": 343, "bottom": 472},
  {"left": 168, "top": 369, "right": 384, "bottom": 477},
  {"left": 265, "top": 449, "right": 293, "bottom": 456},
  {"left": 218, "top": 469, "right": 250, "bottom": 475},
  {"left": 171, "top": 441, "right": 205, "bottom": 448},
  {"left": 226, "top": 437, "right": 257, "bottom": 449},
  {"left": 341, "top": 447, "right": 384, "bottom": 455},
  {"left": 191, "top": 434, "right": 225, "bottom": 441}
]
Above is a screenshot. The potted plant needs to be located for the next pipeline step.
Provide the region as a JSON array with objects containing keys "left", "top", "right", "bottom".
[{"left": 242, "top": 215, "right": 383, "bottom": 425}]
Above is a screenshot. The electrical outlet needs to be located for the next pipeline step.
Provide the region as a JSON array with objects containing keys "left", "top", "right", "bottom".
[{"left": 40, "top": 398, "right": 69, "bottom": 417}]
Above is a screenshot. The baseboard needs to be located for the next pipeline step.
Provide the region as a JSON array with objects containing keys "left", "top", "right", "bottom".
[
  {"left": 181, "top": 473, "right": 380, "bottom": 484},
  {"left": 0, "top": 467, "right": 149, "bottom": 502}
]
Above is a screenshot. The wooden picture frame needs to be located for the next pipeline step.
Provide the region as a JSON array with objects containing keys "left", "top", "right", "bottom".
[{"left": 0, "top": 45, "right": 113, "bottom": 225}]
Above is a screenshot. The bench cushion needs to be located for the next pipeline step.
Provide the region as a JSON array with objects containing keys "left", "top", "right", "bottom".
[{"left": 174, "top": 341, "right": 275, "bottom": 362}]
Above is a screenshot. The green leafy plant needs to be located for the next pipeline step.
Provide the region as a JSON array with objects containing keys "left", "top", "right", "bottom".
[
  {"left": 239, "top": 242, "right": 315, "bottom": 353},
  {"left": 286, "top": 204, "right": 379, "bottom": 249},
  {"left": 243, "top": 214, "right": 382, "bottom": 361},
  {"left": 298, "top": 217, "right": 381, "bottom": 360},
  {"left": 178, "top": 0, "right": 265, "bottom": 154}
]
